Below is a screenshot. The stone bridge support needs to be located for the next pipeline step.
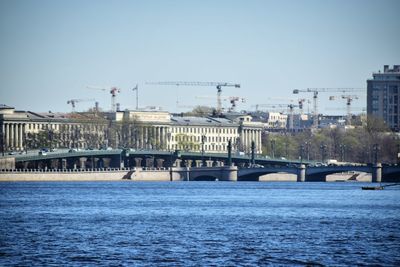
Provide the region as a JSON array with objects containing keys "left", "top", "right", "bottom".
[
  {"left": 195, "top": 160, "right": 202, "bottom": 167},
  {"left": 145, "top": 158, "right": 154, "bottom": 168},
  {"left": 175, "top": 159, "right": 182, "bottom": 167},
  {"left": 372, "top": 163, "right": 382, "bottom": 183},
  {"left": 156, "top": 158, "right": 164, "bottom": 168},
  {"left": 134, "top": 158, "right": 142, "bottom": 167},
  {"left": 297, "top": 164, "right": 306, "bottom": 182},
  {"left": 80, "top": 157, "right": 87, "bottom": 170},
  {"left": 186, "top": 159, "right": 193, "bottom": 167}
]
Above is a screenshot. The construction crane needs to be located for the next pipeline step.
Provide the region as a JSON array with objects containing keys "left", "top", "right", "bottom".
[
  {"left": 147, "top": 81, "right": 240, "bottom": 115},
  {"left": 86, "top": 86, "right": 121, "bottom": 112},
  {"left": 293, "top": 88, "right": 365, "bottom": 128},
  {"left": 67, "top": 98, "right": 95, "bottom": 112},
  {"left": 329, "top": 95, "right": 360, "bottom": 125},
  {"left": 265, "top": 97, "right": 307, "bottom": 114},
  {"left": 251, "top": 104, "right": 287, "bottom": 112},
  {"left": 196, "top": 95, "right": 245, "bottom": 112},
  {"left": 132, "top": 84, "right": 139, "bottom": 110},
  {"left": 287, "top": 104, "right": 300, "bottom": 130}
]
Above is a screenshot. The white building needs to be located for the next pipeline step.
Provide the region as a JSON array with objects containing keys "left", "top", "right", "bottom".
[{"left": 1, "top": 106, "right": 263, "bottom": 154}]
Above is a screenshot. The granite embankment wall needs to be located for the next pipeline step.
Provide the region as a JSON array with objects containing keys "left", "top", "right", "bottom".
[{"left": 0, "top": 168, "right": 184, "bottom": 182}]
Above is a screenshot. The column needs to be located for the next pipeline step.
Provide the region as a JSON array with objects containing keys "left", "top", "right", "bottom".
[
  {"left": 5, "top": 123, "right": 9, "bottom": 150},
  {"left": 19, "top": 124, "right": 23, "bottom": 150},
  {"left": 14, "top": 124, "right": 18, "bottom": 150},
  {"left": 10, "top": 124, "right": 14, "bottom": 150},
  {"left": 245, "top": 129, "right": 249, "bottom": 152},
  {"left": 157, "top": 127, "right": 161, "bottom": 149},
  {"left": 143, "top": 127, "right": 149, "bottom": 149}
]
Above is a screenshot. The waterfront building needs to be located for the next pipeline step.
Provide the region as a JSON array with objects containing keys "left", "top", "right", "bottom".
[
  {"left": 367, "top": 65, "right": 400, "bottom": 131},
  {"left": 265, "top": 112, "right": 288, "bottom": 129},
  {"left": 1, "top": 106, "right": 263, "bottom": 154}
]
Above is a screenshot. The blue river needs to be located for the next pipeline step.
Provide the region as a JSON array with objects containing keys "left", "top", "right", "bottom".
[{"left": 1, "top": 182, "right": 399, "bottom": 266}]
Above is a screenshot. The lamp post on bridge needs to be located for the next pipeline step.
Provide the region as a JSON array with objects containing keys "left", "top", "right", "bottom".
[
  {"left": 270, "top": 139, "right": 276, "bottom": 159},
  {"left": 320, "top": 143, "right": 327, "bottom": 163},
  {"left": 340, "top": 144, "right": 346, "bottom": 162},
  {"left": 201, "top": 135, "right": 206, "bottom": 167},
  {"left": 372, "top": 144, "right": 380, "bottom": 164},
  {"left": 299, "top": 144, "right": 304, "bottom": 165}
]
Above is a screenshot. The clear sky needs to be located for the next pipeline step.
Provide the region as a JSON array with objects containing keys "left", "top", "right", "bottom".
[{"left": 0, "top": 0, "right": 399, "bottom": 114}]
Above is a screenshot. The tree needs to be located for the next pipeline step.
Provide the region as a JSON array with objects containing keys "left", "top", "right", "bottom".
[{"left": 183, "top": 106, "right": 214, "bottom": 117}]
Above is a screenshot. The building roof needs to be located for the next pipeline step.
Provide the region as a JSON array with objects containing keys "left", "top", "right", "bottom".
[{"left": 171, "top": 116, "right": 237, "bottom": 126}]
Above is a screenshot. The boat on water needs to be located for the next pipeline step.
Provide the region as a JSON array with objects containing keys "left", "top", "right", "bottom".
[
  {"left": 362, "top": 183, "right": 400, "bottom": 190},
  {"left": 362, "top": 186, "right": 384, "bottom": 190}
]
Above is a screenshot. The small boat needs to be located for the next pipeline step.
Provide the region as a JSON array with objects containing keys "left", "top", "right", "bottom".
[
  {"left": 362, "top": 186, "right": 384, "bottom": 190},
  {"left": 362, "top": 183, "right": 400, "bottom": 190}
]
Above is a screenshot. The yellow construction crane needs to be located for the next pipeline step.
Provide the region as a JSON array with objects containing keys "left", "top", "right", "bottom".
[
  {"left": 147, "top": 81, "right": 240, "bottom": 115},
  {"left": 293, "top": 88, "right": 365, "bottom": 128},
  {"left": 86, "top": 86, "right": 121, "bottom": 112},
  {"left": 67, "top": 98, "right": 95, "bottom": 112}
]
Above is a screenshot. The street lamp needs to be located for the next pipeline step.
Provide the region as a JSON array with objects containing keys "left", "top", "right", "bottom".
[
  {"left": 305, "top": 141, "right": 310, "bottom": 161},
  {"left": 201, "top": 135, "right": 206, "bottom": 167},
  {"left": 270, "top": 139, "right": 276, "bottom": 158},
  {"left": 299, "top": 144, "right": 304, "bottom": 164},
  {"left": 372, "top": 144, "right": 379, "bottom": 164},
  {"left": 340, "top": 144, "right": 346, "bottom": 162},
  {"left": 320, "top": 143, "right": 327, "bottom": 162}
]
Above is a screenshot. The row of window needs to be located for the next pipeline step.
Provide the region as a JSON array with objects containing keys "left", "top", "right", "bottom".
[
  {"left": 171, "top": 126, "right": 236, "bottom": 135},
  {"left": 172, "top": 135, "right": 237, "bottom": 143}
]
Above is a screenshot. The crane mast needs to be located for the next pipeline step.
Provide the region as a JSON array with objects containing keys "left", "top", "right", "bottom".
[
  {"left": 293, "top": 88, "right": 364, "bottom": 128},
  {"left": 87, "top": 86, "right": 121, "bottom": 112},
  {"left": 329, "top": 95, "right": 360, "bottom": 125},
  {"left": 147, "top": 81, "right": 240, "bottom": 115}
]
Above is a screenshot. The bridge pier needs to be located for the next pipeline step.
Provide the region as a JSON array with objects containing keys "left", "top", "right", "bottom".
[
  {"left": 185, "top": 159, "right": 193, "bottom": 167},
  {"left": 79, "top": 157, "right": 87, "bottom": 170},
  {"left": 156, "top": 158, "right": 164, "bottom": 168},
  {"left": 195, "top": 160, "right": 202, "bottom": 167},
  {"left": 134, "top": 158, "right": 142, "bottom": 167},
  {"left": 145, "top": 158, "right": 154, "bottom": 168},
  {"left": 206, "top": 160, "right": 213, "bottom": 167},
  {"left": 297, "top": 164, "right": 306, "bottom": 182},
  {"left": 175, "top": 159, "right": 182, "bottom": 167},
  {"left": 372, "top": 163, "right": 382, "bottom": 183}
]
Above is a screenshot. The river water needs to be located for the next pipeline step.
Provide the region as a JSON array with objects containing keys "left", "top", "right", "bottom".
[{"left": 1, "top": 181, "right": 399, "bottom": 266}]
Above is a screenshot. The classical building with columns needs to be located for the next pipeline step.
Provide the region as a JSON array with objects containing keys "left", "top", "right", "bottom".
[{"left": 1, "top": 105, "right": 263, "bottom": 154}]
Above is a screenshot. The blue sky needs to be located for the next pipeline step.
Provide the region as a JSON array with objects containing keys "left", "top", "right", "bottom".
[{"left": 0, "top": 0, "right": 399, "bottom": 114}]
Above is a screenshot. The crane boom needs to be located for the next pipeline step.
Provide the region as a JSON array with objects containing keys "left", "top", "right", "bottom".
[
  {"left": 293, "top": 87, "right": 365, "bottom": 128},
  {"left": 67, "top": 98, "right": 95, "bottom": 112},
  {"left": 87, "top": 86, "right": 121, "bottom": 112},
  {"left": 147, "top": 81, "right": 240, "bottom": 114}
]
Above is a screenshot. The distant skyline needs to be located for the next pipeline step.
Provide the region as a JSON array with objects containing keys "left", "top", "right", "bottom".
[{"left": 1, "top": 0, "right": 399, "bottom": 115}]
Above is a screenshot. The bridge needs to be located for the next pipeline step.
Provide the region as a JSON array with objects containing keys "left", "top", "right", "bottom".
[{"left": 1, "top": 149, "right": 399, "bottom": 182}]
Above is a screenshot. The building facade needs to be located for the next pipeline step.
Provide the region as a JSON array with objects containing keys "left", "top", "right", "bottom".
[
  {"left": 367, "top": 65, "right": 400, "bottom": 131},
  {"left": 1, "top": 106, "right": 263, "bottom": 154}
]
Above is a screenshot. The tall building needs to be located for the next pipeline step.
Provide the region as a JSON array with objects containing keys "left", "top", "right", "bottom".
[{"left": 367, "top": 65, "right": 400, "bottom": 131}]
